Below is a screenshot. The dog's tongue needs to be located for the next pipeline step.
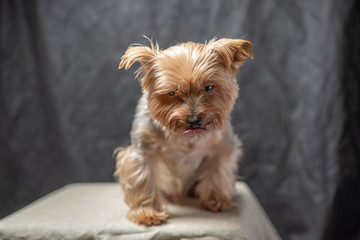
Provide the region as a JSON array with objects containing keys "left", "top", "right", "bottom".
[{"left": 183, "top": 128, "right": 207, "bottom": 136}]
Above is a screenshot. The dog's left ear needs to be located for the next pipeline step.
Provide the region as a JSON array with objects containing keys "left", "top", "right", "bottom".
[{"left": 210, "top": 38, "right": 253, "bottom": 71}]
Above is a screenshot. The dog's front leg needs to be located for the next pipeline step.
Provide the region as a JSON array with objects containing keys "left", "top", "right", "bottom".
[
  {"left": 115, "top": 147, "right": 168, "bottom": 225},
  {"left": 195, "top": 143, "right": 241, "bottom": 212}
]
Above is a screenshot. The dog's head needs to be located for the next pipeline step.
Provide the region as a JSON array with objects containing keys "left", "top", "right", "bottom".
[{"left": 119, "top": 38, "right": 253, "bottom": 137}]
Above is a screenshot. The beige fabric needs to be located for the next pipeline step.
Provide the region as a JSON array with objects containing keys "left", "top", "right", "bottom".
[{"left": 0, "top": 182, "right": 281, "bottom": 240}]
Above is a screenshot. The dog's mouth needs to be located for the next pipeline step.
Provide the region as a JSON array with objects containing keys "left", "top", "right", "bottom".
[{"left": 183, "top": 127, "right": 208, "bottom": 136}]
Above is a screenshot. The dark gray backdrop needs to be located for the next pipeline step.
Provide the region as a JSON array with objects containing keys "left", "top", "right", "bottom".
[{"left": 1, "top": 1, "right": 359, "bottom": 240}]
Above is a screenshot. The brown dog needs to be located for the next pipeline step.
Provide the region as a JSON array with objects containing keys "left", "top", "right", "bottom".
[{"left": 115, "top": 38, "right": 253, "bottom": 226}]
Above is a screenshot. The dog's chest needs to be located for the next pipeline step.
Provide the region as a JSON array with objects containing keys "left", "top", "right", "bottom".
[
  {"left": 161, "top": 136, "right": 212, "bottom": 179},
  {"left": 154, "top": 133, "right": 223, "bottom": 195},
  {"left": 175, "top": 148, "right": 205, "bottom": 176}
]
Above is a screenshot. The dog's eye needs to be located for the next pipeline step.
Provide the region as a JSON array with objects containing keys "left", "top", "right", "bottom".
[
  {"left": 168, "top": 91, "right": 176, "bottom": 96},
  {"left": 205, "top": 85, "right": 214, "bottom": 93}
]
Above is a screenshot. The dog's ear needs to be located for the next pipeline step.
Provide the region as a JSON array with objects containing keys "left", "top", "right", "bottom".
[
  {"left": 209, "top": 38, "right": 253, "bottom": 72},
  {"left": 119, "top": 40, "right": 159, "bottom": 91}
]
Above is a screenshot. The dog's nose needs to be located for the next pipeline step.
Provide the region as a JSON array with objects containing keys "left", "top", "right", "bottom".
[{"left": 187, "top": 117, "right": 203, "bottom": 129}]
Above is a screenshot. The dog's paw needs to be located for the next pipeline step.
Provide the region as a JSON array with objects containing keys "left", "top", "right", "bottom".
[
  {"left": 202, "top": 198, "right": 235, "bottom": 212},
  {"left": 128, "top": 208, "right": 169, "bottom": 226}
]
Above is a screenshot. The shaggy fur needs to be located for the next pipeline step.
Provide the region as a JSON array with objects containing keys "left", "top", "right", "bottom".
[{"left": 115, "top": 38, "right": 253, "bottom": 226}]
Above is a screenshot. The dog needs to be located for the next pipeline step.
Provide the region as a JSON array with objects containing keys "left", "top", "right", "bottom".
[{"left": 115, "top": 38, "right": 253, "bottom": 226}]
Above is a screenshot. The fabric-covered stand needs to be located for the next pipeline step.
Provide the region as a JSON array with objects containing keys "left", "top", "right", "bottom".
[{"left": 0, "top": 182, "right": 280, "bottom": 240}]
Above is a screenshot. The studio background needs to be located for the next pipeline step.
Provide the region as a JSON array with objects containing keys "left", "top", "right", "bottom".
[{"left": 1, "top": 1, "right": 359, "bottom": 240}]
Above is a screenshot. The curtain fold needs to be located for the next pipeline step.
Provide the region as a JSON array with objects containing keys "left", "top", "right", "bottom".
[{"left": 323, "top": 1, "right": 360, "bottom": 239}]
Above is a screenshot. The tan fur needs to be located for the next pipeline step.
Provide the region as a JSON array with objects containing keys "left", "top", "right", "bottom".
[{"left": 115, "top": 38, "right": 253, "bottom": 226}]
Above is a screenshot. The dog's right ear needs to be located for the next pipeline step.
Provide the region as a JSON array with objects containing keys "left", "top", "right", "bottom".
[
  {"left": 118, "top": 45, "right": 157, "bottom": 70},
  {"left": 119, "top": 40, "right": 159, "bottom": 91}
]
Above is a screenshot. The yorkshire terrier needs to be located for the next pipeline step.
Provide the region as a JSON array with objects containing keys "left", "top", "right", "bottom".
[{"left": 115, "top": 38, "right": 253, "bottom": 226}]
